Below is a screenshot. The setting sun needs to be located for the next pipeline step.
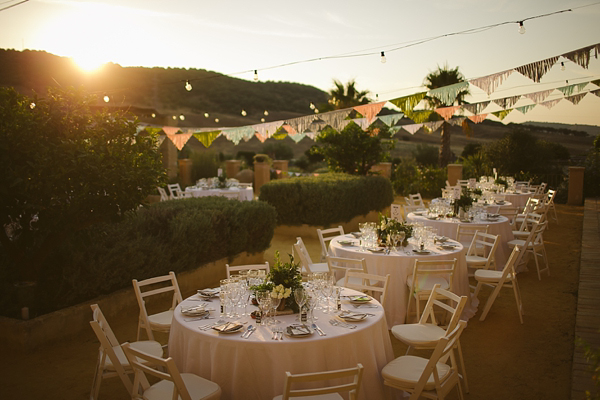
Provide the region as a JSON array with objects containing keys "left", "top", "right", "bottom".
[{"left": 73, "top": 53, "right": 105, "bottom": 73}]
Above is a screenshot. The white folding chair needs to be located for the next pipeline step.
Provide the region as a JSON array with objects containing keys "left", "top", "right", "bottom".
[
  {"left": 497, "top": 206, "right": 520, "bottom": 228},
  {"left": 409, "top": 193, "right": 428, "bottom": 208},
  {"left": 545, "top": 189, "right": 558, "bottom": 224},
  {"left": 456, "top": 224, "right": 489, "bottom": 248},
  {"left": 510, "top": 221, "right": 549, "bottom": 280},
  {"left": 122, "top": 343, "right": 222, "bottom": 400},
  {"left": 317, "top": 226, "right": 344, "bottom": 262},
  {"left": 157, "top": 187, "right": 170, "bottom": 202},
  {"left": 167, "top": 183, "right": 193, "bottom": 200},
  {"left": 391, "top": 204, "right": 404, "bottom": 223},
  {"left": 327, "top": 255, "right": 368, "bottom": 286},
  {"left": 343, "top": 270, "right": 390, "bottom": 309},
  {"left": 293, "top": 237, "right": 329, "bottom": 275},
  {"left": 226, "top": 262, "right": 269, "bottom": 278},
  {"left": 382, "top": 321, "right": 467, "bottom": 400},
  {"left": 89, "top": 304, "right": 163, "bottom": 400},
  {"left": 465, "top": 232, "right": 500, "bottom": 273},
  {"left": 473, "top": 246, "right": 524, "bottom": 323},
  {"left": 406, "top": 258, "right": 457, "bottom": 322},
  {"left": 403, "top": 205, "right": 424, "bottom": 220},
  {"left": 132, "top": 271, "right": 183, "bottom": 341},
  {"left": 507, "top": 220, "right": 540, "bottom": 273},
  {"left": 391, "top": 284, "right": 469, "bottom": 393},
  {"left": 512, "top": 212, "right": 544, "bottom": 238},
  {"left": 273, "top": 364, "right": 364, "bottom": 400}
]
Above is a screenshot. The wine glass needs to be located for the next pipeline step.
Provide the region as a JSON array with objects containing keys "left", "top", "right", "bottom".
[
  {"left": 256, "top": 291, "right": 271, "bottom": 326},
  {"left": 294, "top": 288, "right": 307, "bottom": 321},
  {"left": 269, "top": 295, "right": 282, "bottom": 325}
]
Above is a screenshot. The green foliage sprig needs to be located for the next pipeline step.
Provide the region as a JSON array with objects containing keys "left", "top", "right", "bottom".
[{"left": 377, "top": 213, "right": 413, "bottom": 243}]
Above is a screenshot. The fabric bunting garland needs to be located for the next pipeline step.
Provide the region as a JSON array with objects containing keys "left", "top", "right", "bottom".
[
  {"left": 317, "top": 109, "right": 352, "bottom": 131},
  {"left": 514, "top": 56, "right": 559, "bottom": 83},
  {"left": 351, "top": 118, "right": 371, "bottom": 130},
  {"left": 168, "top": 133, "right": 192, "bottom": 150},
  {"left": 288, "top": 132, "right": 307, "bottom": 143},
  {"left": 468, "top": 114, "right": 488, "bottom": 124},
  {"left": 591, "top": 89, "right": 600, "bottom": 98},
  {"left": 557, "top": 83, "right": 589, "bottom": 97},
  {"left": 539, "top": 99, "right": 562, "bottom": 109},
  {"left": 469, "top": 70, "right": 513, "bottom": 95},
  {"left": 389, "top": 92, "right": 427, "bottom": 113},
  {"left": 561, "top": 43, "right": 600, "bottom": 69},
  {"left": 162, "top": 126, "right": 181, "bottom": 136},
  {"left": 193, "top": 131, "right": 221, "bottom": 148},
  {"left": 491, "top": 109, "right": 512, "bottom": 121},
  {"left": 523, "top": 89, "right": 554, "bottom": 104},
  {"left": 565, "top": 93, "right": 587, "bottom": 105},
  {"left": 427, "top": 82, "right": 470, "bottom": 106},
  {"left": 285, "top": 115, "right": 323, "bottom": 136},
  {"left": 404, "top": 109, "right": 433, "bottom": 124},
  {"left": 222, "top": 126, "right": 256, "bottom": 145},
  {"left": 448, "top": 117, "right": 466, "bottom": 126},
  {"left": 253, "top": 121, "right": 283, "bottom": 142},
  {"left": 462, "top": 101, "right": 490, "bottom": 115},
  {"left": 353, "top": 101, "right": 386, "bottom": 124},
  {"left": 434, "top": 106, "right": 459, "bottom": 121},
  {"left": 516, "top": 104, "right": 536, "bottom": 114},
  {"left": 377, "top": 113, "right": 404, "bottom": 127},
  {"left": 492, "top": 95, "right": 522, "bottom": 110},
  {"left": 400, "top": 124, "right": 423, "bottom": 135},
  {"left": 423, "top": 121, "right": 443, "bottom": 133}
]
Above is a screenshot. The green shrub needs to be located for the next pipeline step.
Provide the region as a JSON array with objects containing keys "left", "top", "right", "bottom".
[
  {"left": 393, "top": 159, "right": 447, "bottom": 198},
  {"left": 0, "top": 197, "right": 277, "bottom": 317},
  {"left": 259, "top": 173, "right": 393, "bottom": 226},
  {"left": 190, "top": 151, "right": 220, "bottom": 181},
  {"left": 413, "top": 144, "right": 438, "bottom": 167}
]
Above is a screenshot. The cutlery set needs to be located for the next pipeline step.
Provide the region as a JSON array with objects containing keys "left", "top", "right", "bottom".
[
  {"left": 198, "top": 319, "right": 226, "bottom": 331},
  {"left": 242, "top": 325, "right": 256, "bottom": 339},
  {"left": 329, "top": 318, "right": 357, "bottom": 329},
  {"left": 271, "top": 327, "right": 284, "bottom": 340},
  {"left": 312, "top": 323, "right": 326, "bottom": 336}
]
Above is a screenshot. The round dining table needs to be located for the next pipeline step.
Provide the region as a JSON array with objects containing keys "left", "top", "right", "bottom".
[
  {"left": 329, "top": 236, "right": 477, "bottom": 327},
  {"left": 168, "top": 289, "right": 396, "bottom": 400},
  {"left": 502, "top": 191, "right": 534, "bottom": 209},
  {"left": 185, "top": 186, "right": 254, "bottom": 201},
  {"left": 406, "top": 212, "right": 515, "bottom": 269}
]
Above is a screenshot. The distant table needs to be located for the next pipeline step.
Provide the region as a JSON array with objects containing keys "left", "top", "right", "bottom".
[
  {"left": 185, "top": 186, "right": 254, "bottom": 201},
  {"left": 168, "top": 289, "right": 396, "bottom": 400},
  {"left": 502, "top": 191, "right": 534, "bottom": 209},
  {"left": 329, "top": 235, "right": 477, "bottom": 326}
]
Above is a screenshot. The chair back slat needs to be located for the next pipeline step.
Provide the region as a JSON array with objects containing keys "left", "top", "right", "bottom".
[{"left": 281, "top": 364, "right": 364, "bottom": 400}]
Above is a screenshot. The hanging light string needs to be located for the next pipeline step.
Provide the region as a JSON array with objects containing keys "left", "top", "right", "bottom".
[{"left": 0, "top": 0, "right": 29, "bottom": 12}]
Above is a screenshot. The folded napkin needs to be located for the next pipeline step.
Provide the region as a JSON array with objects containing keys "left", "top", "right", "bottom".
[
  {"left": 212, "top": 322, "right": 243, "bottom": 332},
  {"left": 181, "top": 305, "right": 209, "bottom": 317},
  {"left": 198, "top": 288, "right": 220, "bottom": 297},
  {"left": 287, "top": 324, "right": 311, "bottom": 336},
  {"left": 339, "top": 311, "right": 368, "bottom": 321},
  {"left": 348, "top": 295, "right": 371, "bottom": 302}
]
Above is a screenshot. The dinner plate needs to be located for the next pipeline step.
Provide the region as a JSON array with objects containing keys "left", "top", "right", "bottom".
[
  {"left": 412, "top": 249, "right": 431, "bottom": 254},
  {"left": 439, "top": 244, "right": 458, "bottom": 250},
  {"left": 435, "top": 236, "right": 449, "bottom": 242},
  {"left": 212, "top": 322, "right": 244, "bottom": 333},
  {"left": 197, "top": 288, "right": 220, "bottom": 298},
  {"left": 351, "top": 232, "right": 362, "bottom": 238},
  {"left": 338, "top": 240, "right": 356, "bottom": 246},
  {"left": 348, "top": 295, "right": 372, "bottom": 304},
  {"left": 338, "top": 311, "right": 368, "bottom": 322},
  {"left": 181, "top": 306, "right": 209, "bottom": 317},
  {"left": 285, "top": 324, "right": 313, "bottom": 337},
  {"left": 367, "top": 247, "right": 385, "bottom": 253}
]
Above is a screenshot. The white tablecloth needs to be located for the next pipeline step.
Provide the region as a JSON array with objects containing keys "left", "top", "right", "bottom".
[
  {"left": 502, "top": 192, "right": 533, "bottom": 209},
  {"left": 406, "top": 213, "right": 515, "bottom": 268},
  {"left": 185, "top": 186, "right": 254, "bottom": 201},
  {"left": 329, "top": 236, "right": 477, "bottom": 326},
  {"left": 168, "top": 289, "right": 396, "bottom": 400}
]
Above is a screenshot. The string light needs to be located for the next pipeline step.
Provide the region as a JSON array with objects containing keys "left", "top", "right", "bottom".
[
  {"left": 29, "top": 102, "right": 35, "bottom": 109},
  {"left": 314, "top": 108, "right": 319, "bottom": 114},
  {"left": 561, "top": 62, "right": 566, "bottom": 71},
  {"left": 215, "top": 118, "right": 219, "bottom": 123},
  {"left": 103, "top": 95, "right": 110, "bottom": 103},
  {"left": 264, "top": 110, "right": 269, "bottom": 116},
  {"left": 309, "top": 102, "right": 315, "bottom": 110},
  {"left": 518, "top": 21, "right": 526, "bottom": 34},
  {"left": 185, "top": 80, "right": 192, "bottom": 91},
  {"left": 241, "top": 109, "right": 247, "bottom": 116},
  {"left": 253, "top": 70, "right": 258, "bottom": 82},
  {"left": 151, "top": 113, "right": 156, "bottom": 118},
  {"left": 179, "top": 114, "right": 185, "bottom": 120},
  {"left": 380, "top": 51, "right": 386, "bottom": 64},
  {"left": 260, "top": 118, "right": 265, "bottom": 122},
  {"left": 204, "top": 112, "right": 209, "bottom": 118}
]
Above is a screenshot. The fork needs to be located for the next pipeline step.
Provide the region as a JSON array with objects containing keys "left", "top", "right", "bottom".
[
  {"left": 199, "top": 319, "right": 225, "bottom": 331},
  {"left": 329, "top": 318, "right": 357, "bottom": 329}
]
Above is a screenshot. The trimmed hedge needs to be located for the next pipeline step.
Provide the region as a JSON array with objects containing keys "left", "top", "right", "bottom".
[
  {"left": 0, "top": 197, "right": 277, "bottom": 317},
  {"left": 258, "top": 173, "right": 394, "bottom": 226}
]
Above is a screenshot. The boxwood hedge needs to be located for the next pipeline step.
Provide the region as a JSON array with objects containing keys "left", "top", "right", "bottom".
[{"left": 258, "top": 173, "right": 394, "bottom": 226}]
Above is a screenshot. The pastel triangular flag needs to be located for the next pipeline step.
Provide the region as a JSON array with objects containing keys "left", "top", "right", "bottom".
[
  {"left": 353, "top": 101, "right": 386, "bottom": 124},
  {"left": 427, "top": 82, "right": 469, "bottom": 106},
  {"left": 193, "top": 131, "right": 221, "bottom": 148},
  {"left": 514, "top": 56, "right": 559, "bottom": 82},
  {"left": 389, "top": 92, "right": 427, "bottom": 113}
]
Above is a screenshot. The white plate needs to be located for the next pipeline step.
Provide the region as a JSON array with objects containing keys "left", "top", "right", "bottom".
[
  {"left": 338, "top": 240, "right": 356, "bottom": 246},
  {"left": 348, "top": 295, "right": 372, "bottom": 304},
  {"left": 338, "top": 311, "right": 368, "bottom": 321},
  {"left": 367, "top": 248, "right": 385, "bottom": 253},
  {"left": 412, "top": 249, "right": 431, "bottom": 254},
  {"left": 212, "top": 323, "right": 244, "bottom": 333},
  {"left": 285, "top": 324, "right": 313, "bottom": 337}
]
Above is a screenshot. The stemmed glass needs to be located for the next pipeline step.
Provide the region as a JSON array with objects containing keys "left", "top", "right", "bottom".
[
  {"left": 321, "top": 277, "right": 333, "bottom": 314},
  {"left": 294, "top": 288, "right": 307, "bottom": 321},
  {"left": 358, "top": 223, "right": 367, "bottom": 251},
  {"left": 269, "top": 295, "right": 282, "bottom": 325},
  {"left": 256, "top": 291, "right": 271, "bottom": 326}
]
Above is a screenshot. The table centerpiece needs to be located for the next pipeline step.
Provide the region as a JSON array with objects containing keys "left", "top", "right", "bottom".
[
  {"left": 250, "top": 251, "right": 303, "bottom": 313},
  {"left": 452, "top": 188, "right": 474, "bottom": 218},
  {"left": 377, "top": 213, "right": 413, "bottom": 247}
]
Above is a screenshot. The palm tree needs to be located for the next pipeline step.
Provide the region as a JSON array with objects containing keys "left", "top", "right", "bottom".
[
  {"left": 423, "top": 65, "right": 470, "bottom": 167},
  {"left": 326, "top": 79, "right": 371, "bottom": 110}
]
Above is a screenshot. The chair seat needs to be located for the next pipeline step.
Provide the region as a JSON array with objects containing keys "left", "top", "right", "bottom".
[
  {"left": 273, "top": 394, "right": 343, "bottom": 400},
  {"left": 465, "top": 255, "right": 488, "bottom": 266},
  {"left": 507, "top": 239, "right": 525, "bottom": 248},
  {"left": 144, "top": 373, "right": 221, "bottom": 400},
  {"left": 105, "top": 340, "right": 163, "bottom": 370},
  {"left": 148, "top": 310, "right": 175, "bottom": 330},
  {"left": 406, "top": 276, "right": 450, "bottom": 293},
  {"left": 512, "top": 230, "right": 530, "bottom": 238},
  {"left": 474, "top": 269, "right": 515, "bottom": 283},
  {"left": 382, "top": 355, "right": 451, "bottom": 391},
  {"left": 390, "top": 323, "right": 445, "bottom": 348}
]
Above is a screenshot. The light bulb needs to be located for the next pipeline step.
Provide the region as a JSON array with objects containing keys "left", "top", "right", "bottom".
[
  {"left": 253, "top": 70, "right": 258, "bottom": 82},
  {"left": 380, "top": 51, "right": 386, "bottom": 64},
  {"left": 376, "top": 94, "right": 379, "bottom": 101},
  {"left": 103, "top": 95, "right": 110, "bottom": 103},
  {"left": 172, "top": 115, "right": 177, "bottom": 120},
  {"left": 518, "top": 21, "right": 526, "bottom": 34},
  {"left": 204, "top": 112, "right": 209, "bottom": 118},
  {"left": 260, "top": 118, "right": 265, "bottom": 123},
  {"left": 151, "top": 113, "right": 156, "bottom": 118},
  {"left": 29, "top": 102, "right": 36, "bottom": 109},
  {"left": 241, "top": 110, "right": 247, "bottom": 117},
  {"left": 179, "top": 114, "right": 185, "bottom": 120},
  {"left": 560, "top": 62, "right": 566, "bottom": 71},
  {"left": 215, "top": 118, "right": 219, "bottom": 123},
  {"left": 309, "top": 102, "right": 315, "bottom": 110},
  {"left": 314, "top": 108, "right": 319, "bottom": 114},
  {"left": 264, "top": 110, "right": 269, "bottom": 116},
  {"left": 185, "top": 80, "right": 192, "bottom": 91}
]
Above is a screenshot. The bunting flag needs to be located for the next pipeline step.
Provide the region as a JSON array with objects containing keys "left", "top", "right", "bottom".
[
  {"left": 468, "top": 114, "right": 488, "bottom": 124},
  {"left": 448, "top": 117, "right": 466, "bottom": 126},
  {"left": 592, "top": 79, "right": 600, "bottom": 87},
  {"left": 222, "top": 126, "right": 256, "bottom": 145},
  {"left": 428, "top": 82, "right": 470, "bottom": 106},
  {"left": 168, "top": 133, "right": 193, "bottom": 150},
  {"left": 565, "top": 93, "right": 587, "bottom": 105},
  {"left": 193, "top": 131, "right": 221, "bottom": 148},
  {"left": 523, "top": 89, "right": 554, "bottom": 104},
  {"left": 288, "top": 132, "right": 307, "bottom": 143},
  {"left": 434, "top": 106, "right": 460, "bottom": 121},
  {"left": 282, "top": 125, "right": 297, "bottom": 135},
  {"left": 423, "top": 121, "right": 443, "bottom": 133},
  {"left": 462, "top": 101, "right": 490, "bottom": 115},
  {"left": 491, "top": 109, "right": 513, "bottom": 121},
  {"left": 539, "top": 99, "right": 563, "bottom": 109},
  {"left": 557, "top": 82, "right": 589, "bottom": 97},
  {"left": 353, "top": 101, "right": 386, "bottom": 124},
  {"left": 401, "top": 123, "right": 423, "bottom": 135},
  {"left": 514, "top": 56, "right": 559, "bottom": 83},
  {"left": 516, "top": 104, "right": 536, "bottom": 114},
  {"left": 492, "top": 95, "right": 521, "bottom": 110},
  {"left": 285, "top": 115, "right": 322, "bottom": 135},
  {"left": 351, "top": 118, "right": 371, "bottom": 130},
  {"left": 404, "top": 109, "right": 434, "bottom": 124},
  {"left": 591, "top": 89, "right": 600, "bottom": 98},
  {"left": 389, "top": 92, "right": 427, "bottom": 113},
  {"left": 562, "top": 43, "right": 600, "bottom": 69},
  {"left": 377, "top": 113, "right": 404, "bottom": 127},
  {"left": 469, "top": 70, "right": 513, "bottom": 95},
  {"left": 273, "top": 131, "right": 288, "bottom": 140},
  {"left": 304, "top": 131, "right": 318, "bottom": 140},
  {"left": 143, "top": 126, "right": 164, "bottom": 136},
  {"left": 253, "top": 121, "right": 284, "bottom": 141},
  {"left": 318, "top": 109, "right": 352, "bottom": 131},
  {"left": 162, "top": 126, "right": 181, "bottom": 135},
  {"left": 156, "top": 135, "right": 166, "bottom": 146}
]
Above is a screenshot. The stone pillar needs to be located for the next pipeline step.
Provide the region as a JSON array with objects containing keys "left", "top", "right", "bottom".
[
  {"left": 226, "top": 160, "right": 241, "bottom": 179},
  {"left": 370, "top": 162, "right": 392, "bottom": 179},
  {"left": 160, "top": 139, "right": 179, "bottom": 181},
  {"left": 568, "top": 166, "right": 585, "bottom": 206},
  {"left": 447, "top": 164, "right": 463, "bottom": 186},
  {"left": 272, "top": 160, "right": 289, "bottom": 179},
  {"left": 178, "top": 159, "right": 193, "bottom": 186},
  {"left": 254, "top": 162, "right": 271, "bottom": 196}
]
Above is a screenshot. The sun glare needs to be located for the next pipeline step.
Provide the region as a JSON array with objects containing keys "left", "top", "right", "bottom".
[{"left": 73, "top": 54, "right": 105, "bottom": 73}]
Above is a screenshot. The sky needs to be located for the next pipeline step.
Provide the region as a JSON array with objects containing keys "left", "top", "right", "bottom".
[{"left": 1, "top": 0, "right": 600, "bottom": 127}]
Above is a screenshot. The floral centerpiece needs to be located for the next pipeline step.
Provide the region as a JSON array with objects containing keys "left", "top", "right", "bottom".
[
  {"left": 452, "top": 187, "right": 474, "bottom": 216},
  {"left": 217, "top": 173, "right": 227, "bottom": 188},
  {"left": 250, "top": 251, "right": 303, "bottom": 312},
  {"left": 377, "top": 213, "right": 413, "bottom": 246},
  {"left": 494, "top": 177, "right": 508, "bottom": 190}
]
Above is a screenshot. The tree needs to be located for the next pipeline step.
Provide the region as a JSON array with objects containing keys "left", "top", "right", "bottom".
[
  {"left": 312, "top": 122, "right": 387, "bottom": 175},
  {"left": 263, "top": 142, "right": 294, "bottom": 160},
  {"left": 422, "top": 64, "right": 470, "bottom": 167},
  {"left": 323, "top": 79, "right": 371, "bottom": 111},
  {"left": 0, "top": 87, "right": 166, "bottom": 285}
]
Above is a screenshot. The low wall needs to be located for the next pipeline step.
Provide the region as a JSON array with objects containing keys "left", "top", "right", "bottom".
[
  {"left": 274, "top": 210, "right": 382, "bottom": 239},
  {"left": 0, "top": 251, "right": 264, "bottom": 353}
]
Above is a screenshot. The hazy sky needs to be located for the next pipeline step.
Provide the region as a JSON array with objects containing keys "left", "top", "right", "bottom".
[{"left": 1, "top": 0, "right": 600, "bottom": 126}]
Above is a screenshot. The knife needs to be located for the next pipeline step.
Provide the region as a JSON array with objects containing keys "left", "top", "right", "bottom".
[
  {"left": 242, "top": 324, "right": 254, "bottom": 338},
  {"left": 312, "top": 323, "right": 326, "bottom": 336},
  {"left": 244, "top": 325, "right": 256, "bottom": 339}
]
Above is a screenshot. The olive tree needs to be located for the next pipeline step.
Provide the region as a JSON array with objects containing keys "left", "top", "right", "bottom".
[{"left": 0, "top": 87, "right": 166, "bottom": 285}]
